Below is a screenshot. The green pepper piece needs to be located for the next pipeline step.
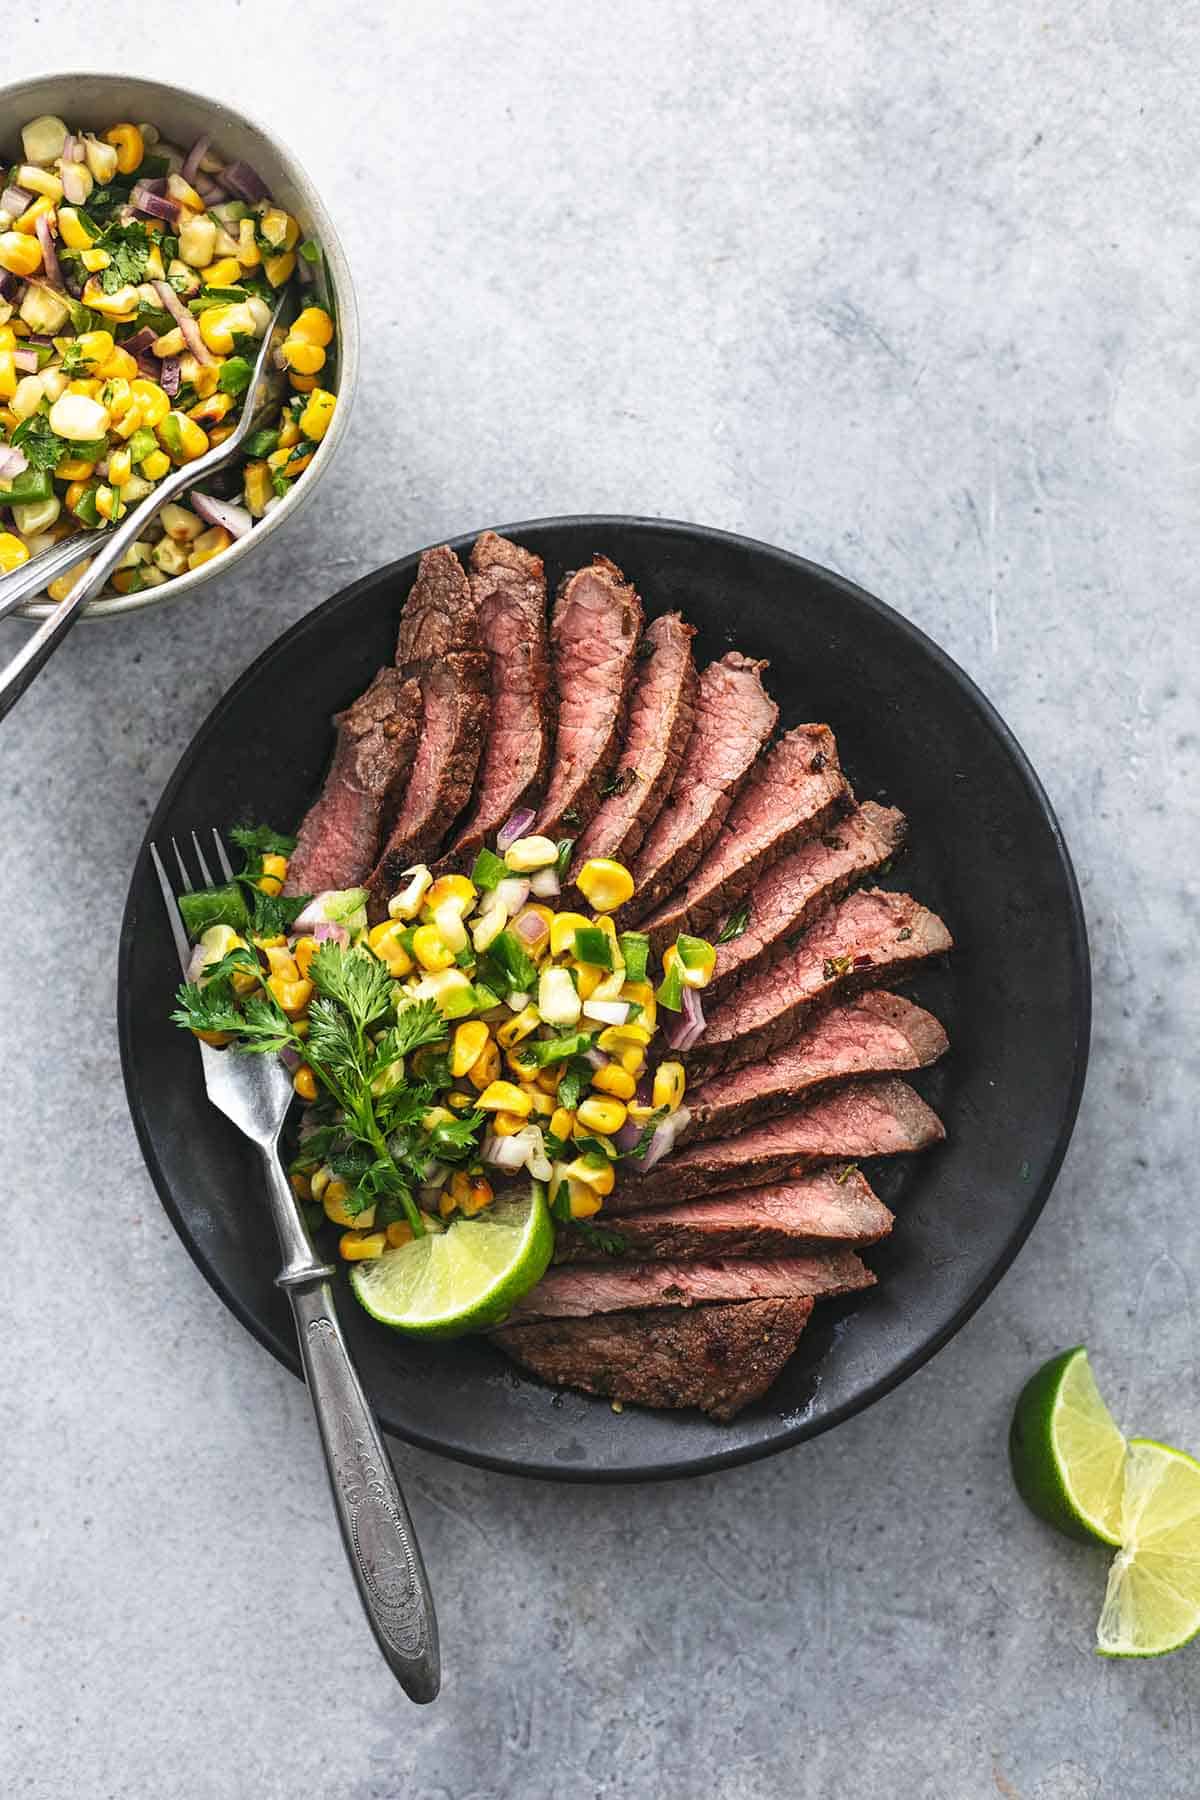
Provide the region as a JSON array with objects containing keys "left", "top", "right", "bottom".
[
  {"left": 470, "top": 847, "right": 508, "bottom": 891},
  {"left": 676, "top": 932, "right": 714, "bottom": 970},
  {"left": 572, "top": 925, "right": 613, "bottom": 970},
  {"left": 177, "top": 882, "right": 250, "bottom": 940},
  {"left": 128, "top": 427, "right": 159, "bottom": 465},
  {"left": 656, "top": 960, "right": 684, "bottom": 1012},
  {"left": 1, "top": 468, "right": 53, "bottom": 504},
  {"left": 618, "top": 931, "right": 650, "bottom": 984},
  {"left": 73, "top": 486, "right": 102, "bottom": 528}
]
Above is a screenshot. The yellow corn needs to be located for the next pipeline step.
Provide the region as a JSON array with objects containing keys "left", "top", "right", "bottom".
[
  {"left": 525, "top": 1086, "right": 556, "bottom": 1117},
  {"left": 476, "top": 1080, "right": 533, "bottom": 1117},
  {"left": 621, "top": 980, "right": 657, "bottom": 1029},
  {"left": 267, "top": 445, "right": 313, "bottom": 477},
  {"left": 496, "top": 1004, "right": 540, "bottom": 1049},
  {"left": 262, "top": 943, "right": 299, "bottom": 980},
  {"left": 14, "top": 196, "right": 54, "bottom": 235},
  {"left": 576, "top": 857, "right": 635, "bottom": 912},
  {"left": 492, "top": 1110, "right": 529, "bottom": 1137},
  {"left": 64, "top": 482, "right": 89, "bottom": 516},
  {"left": 57, "top": 207, "right": 96, "bottom": 251},
  {"left": 293, "top": 305, "right": 334, "bottom": 347},
  {"left": 187, "top": 525, "right": 232, "bottom": 570},
  {"left": 98, "top": 347, "right": 138, "bottom": 381},
  {"left": 451, "top": 1020, "right": 490, "bottom": 1078},
  {"left": 299, "top": 388, "right": 336, "bottom": 441},
  {"left": 573, "top": 961, "right": 604, "bottom": 1001},
  {"left": 94, "top": 485, "right": 123, "bottom": 523},
  {"left": 367, "top": 919, "right": 414, "bottom": 976},
  {"left": 292, "top": 936, "right": 320, "bottom": 979},
  {"left": 264, "top": 251, "right": 296, "bottom": 288},
  {"left": 535, "top": 1063, "right": 565, "bottom": 1095},
  {"left": 282, "top": 335, "right": 325, "bottom": 375},
  {"left": 141, "top": 449, "right": 170, "bottom": 481},
  {"left": 201, "top": 256, "right": 243, "bottom": 287},
  {"left": 324, "top": 1180, "right": 367, "bottom": 1228},
  {"left": 130, "top": 379, "right": 170, "bottom": 427},
  {"left": 0, "top": 353, "right": 15, "bottom": 402},
  {"left": 597, "top": 1022, "right": 652, "bottom": 1053},
  {"left": 257, "top": 852, "right": 288, "bottom": 895},
  {"left": 290, "top": 1171, "right": 312, "bottom": 1202},
  {"left": 104, "top": 123, "right": 144, "bottom": 173},
  {"left": 619, "top": 1046, "right": 647, "bottom": 1077},
  {"left": 81, "top": 280, "right": 139, "bottom": 320},
  {"left": 266, "top": 973, "right": 311, "bottom": 1018},
  {"left": 564, "top": 1155, "right": 616, "bottom": 1197},
  {"left": 289, "top": 372, "right": 318, "bottom": 394},
  {"left": 0, "top": 232, "right": 42, "bottom": 277},
  {"left": 73, "top": 329, "right": 115, "bottom": 368},
  {"left": 107, "top": 447, "right": 132, "bottom": 488},
  {"left": 591, "top": 1062, "right": 637, "bottom": 1101},
  {"left": 0, "top": 533, "right": 29, "bottom": 572},
  {"left": 505, "top": 1043, "right": 541, "bottom": 1082},
  {"left": 188, "top": 391, "right": 235, "bottom": 426},
  {"left": 461, "top": 1176, "right": 494, "bottom": 1216},
  {"left": 503, "top": 834, "right": 559, "bottom": 873},
  {"left": 237, "top": 218, "right": 261, "bottom": 266},
  {"left": 446, "top": 1090, "right": 477, "bottom": 1112},
  {"left": 243, "top": 459, "right": 272, "bottom": 516},
  {"left": 567, "top": 1182, "right": 603, "bottom": 1219},
  {"left": 386, "top": 1221, "right": 414, "bottom": 1248},
  {"left": 426, "top": 874, "right": 476, "bottom": 915},
  {"left": 160, "top": 410, "right": 209, "bottom": 461},
  {"left": 652, "top": 1060, "right": 686, "bottom": 1112},
  {"left": 577, "top": 1096, "right": 628, "bottom": 1135},
  {"left": 438, "top": 1190, "right": 457, "bottom": 1218},
  {"left": 79, "top": 248, "right": 111, "bottom": 273},
  {"left": 276, "top": 413, "right": 301, "bottom": 450},
  {"left": 197, "top": 304, "right": 251, "bottom": 354},
  {"left": 422, "top": 1106, "right": 455, "bottom": 1133},
  {"left": 549, "top": 912, "right": 590, "bottom": 957},
  {"left": 468, "top": 1038, "right": 501, "bottom": 1090},
  {"left": 664, "top": 939, "right": 716, "bottom": 989},
  {"left": 549, "top": 1107, "right": 575, "bottom": 1140},
  {"left": 292, "top": 1064, "right": 318, "bottom": 1102},
  {"left": 411, "top": 923, "right": 454, "bottom": 972},
  {"left": 340, "top": 1229, "right": 387, "bottom": 1261}
]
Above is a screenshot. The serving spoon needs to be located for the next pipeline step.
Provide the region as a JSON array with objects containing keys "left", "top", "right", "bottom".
[{"left": 0, "top": 287, "right": 293, "bottom": 722}]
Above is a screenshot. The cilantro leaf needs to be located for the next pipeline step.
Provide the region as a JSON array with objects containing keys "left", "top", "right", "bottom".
[
  {"left": 390, "top": 999, "right": 448, "bottom": 1058},
  {"left": 716, "top": 900, "right": 751, "bottom": 944},
  {"left": 230, "top": 824, "right": 298, "bottom": 859}
]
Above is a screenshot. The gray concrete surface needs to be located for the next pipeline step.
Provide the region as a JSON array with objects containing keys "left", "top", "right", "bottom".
[{"left": 2, "top": 5, "right": 1196, "bottom": 1796}]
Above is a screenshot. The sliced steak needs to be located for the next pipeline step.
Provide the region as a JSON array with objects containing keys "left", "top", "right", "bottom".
[
  {"left": 284, "top": 668, "right": 421, "bottom": 895},
  {"left": 622, "top": 653, "right": 779, "bottom": 923},
  {"left": 640, "top": 724, "right": 848, "bottom": 955},
  {"left": 553, "top": 1167, "right": 894, "bottom": 1263},
  {"left": 709, "top": 801, "right": 907, "bottom": 997},
  {"left": 496, "top": 1296, "right": 815, "bottom": 1420},
  {"left": 569, "top": 612, "right": 697, "bottom": 874},
  {"left": 438, "top": 533, "right": 552, "bottom": 867},
  {"left": 365, "top": 547, "right": 490, "bottom": 915},
  {"left": 609, "top": 1077, "right": 944, "bottom": 1213},
  {"left": 536, "top": 556, "right": 643, "bottom": 838},
  {"left": 691, "top": 887, "right": 954, "bottom": 1073},
  {"left": 509, "top": 1249, "right": 873, "bottom": 1320},
  {"left": 683, "top": 992, "right": 949, "bottom": 1142}
]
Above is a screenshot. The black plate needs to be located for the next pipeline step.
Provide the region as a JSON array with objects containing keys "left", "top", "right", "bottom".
[{"left": 119, "top": 517, "right": 1090, "bottom": 1482}]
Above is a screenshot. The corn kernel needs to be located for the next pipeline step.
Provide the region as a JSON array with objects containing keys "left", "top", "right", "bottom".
[
  {"left": 525, "top": 1087, "right": 556, "bottom": 1117},
  {"left": 446, "top": 1090, "right": 477, "bottom": 1112},
  {"left": 243, "top": 459, "right": 271, "bottom": 516},
  {"left": 492, "top": 1110, "right": 529, "bottom": 1137},
  {"left": 267, "top": 973, "right": 312, "bottom": 1017},
  {"left": 141, "top": 449, "right": 170, "bottom": 481},
  {"left": 596, "top": 1023, "right": 653, "bottom": 1052},
  {"left": 461, "top": 1176, "right": 494, "bottom": 1216},
  {"left": 57, "top": 207, "right": 96, "bottom": 251},
  {"left": 293, "top": 305, "right": 334, "bottom": 347},
  {"left": 573, "top": 962, "right": 604, "bottom": 1001},
  {"left": 0, "top": 352, "right": 15, "bottom": 402},
  {"left": 367, "top": 919, "right": 414, "bottom": 976},
  {"left": 496, "top": 1004, "right": 540, "bottom": 1049},
  {"left": 451, "top": 1019, "right": 491, "bottom": 1078},
  {"left": 504, "top": 834, "right": 558, "bottom": 873},
  {"left": 292, "top": 1064, "right": 318, "bottom": 1102},
  {"left": 564, "top": 1155, "right": 616, "bottom": 1197},
  {"left": 104, "top": 123, "right": 144, "bottom": 174},
  {"left": 14, "top": 196, "right": 55, "bottom": 236},
  {"left": 264, "top": 251, "right": 296, "bottom": 287},
  {"left": 591, "top": 1063, "right": 637, "bottom": 1101},
  {"left": 99, "top": 347, "right": 138, "bottom": 381},
  {"left": 237, "top": 217, "right": 261, "bottom": 266},
  {"left": 652, "top": 1060, "right": 687, "bottom": 1113},
  {"left": 411, "top": 923, "right": 454, "bottom": 972},
  {"left": 476, "top": 1080, "right": 533, "bottom": 1117},
  {"left": 468, "top": 1039, "right": 501, "bottom": 1091},
  {"left": 197, "top": 302, "right": 255, "bottom": 354},
  {"left": 159, "top": 409, "right": 209, "bottom": 462},
  {"left": 324, "top": 1180, "right": 369, "bottom": 1228},
  {"left": 282, "top": 335, "right": 325, "bottom": 375},
  {"left": 577, "top": 1095, "right": 628, "bottom": 1135},
  {"left": 576, "top": 857, "right": 635, "bottom": 912},
  {"left": 506, "top": 1043, "right": 540, "bottom": 1082},
  {"left": 619, "top": 1046, "right": 647, "bottom": 1077},
  {"left": 536, "top": 1063, "right": 565, "bottom": 1095},
  {"left": 340, "top": 1230, "right": 387, "bottom": 1261},
  {"left": 262, "top": 942, "right": 299, "bottom": 980},
  {"left": 257, "top": 851, "right": 288, "bottom": 895},
  {"left": 107, "top": 447, "right": 132, "bottom": 487},
  {"left": 0, "top": 232, "right": 43, "bottom": 278},
  {"left": 550, "top": 1106, "right": 575, "bottom": 1140},
  {"left": 290, "top": 1171, "right": 313, "bottom": 1202},
  {"left": 201, "top": 256, "right": 243, "bottom": 287},
  {"left": 567, "top": 1183, "right": 604, "bottom": 1219},
  {"left": 386, "top": 1221, "right": 414, "bottom": 1248},
  {"left": 94, "top": 485, "right": 123, "bottom": 522},
  {"left": 130, "top": 378, "right": 170, "bottom": 427},
  {"left": 0, "top": 532, "right": 29, "bottom": 572},
  {"left": 187, "top": 525, "right": 232, "bottom": 570},
  {"left": 426, "top": 874, "right": 477, "bottom": 916},
  {"left": 298, "top": 387, "right": 336, "bottom": 441},
  {"left": 188, "top": 391, "right": 235, "bottom": 426}
]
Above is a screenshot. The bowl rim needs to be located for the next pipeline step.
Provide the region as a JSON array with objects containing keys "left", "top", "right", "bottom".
[
  {"left": 118, "top": 513, "right": 1093, "bottom": 1483},
  {"left": 0, "top": 69, "right": 359, "bottom": 622}
]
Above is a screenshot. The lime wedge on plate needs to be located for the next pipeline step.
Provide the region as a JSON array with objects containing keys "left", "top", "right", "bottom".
[
  {"left": 350, "top": 1184, "right": 553, "bottom": 1338},
  {"left": 1097, "top": 1440, "right": 1200, "bottom": 1657},
  {"left": 1009, "top": 1346, "right": 1126, "bottom": 1545}
]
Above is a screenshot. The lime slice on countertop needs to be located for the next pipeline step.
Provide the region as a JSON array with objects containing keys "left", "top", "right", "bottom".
[
  {"left": 350, "top": 1184, "right": 553, "bottom": 1338},
  {"left": 1009, "top": 1346, "right": 1126, "bottom": 1546},
  {"left": 1097, "top": 1439, "right": 1200, "bottom": 1657}
]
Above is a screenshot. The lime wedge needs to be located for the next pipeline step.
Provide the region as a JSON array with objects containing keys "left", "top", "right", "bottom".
[
  {"left": 350, "top": 1185, "right": 553, "bottom": 1338},
  {"left": 1009, "top": 1347, "right": 1126, "bottom": 1545},
  {"left": 1097, "top": 1439, "right": 1200, "bottom": 1657}
]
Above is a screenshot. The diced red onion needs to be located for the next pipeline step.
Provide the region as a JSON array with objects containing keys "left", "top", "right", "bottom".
[
  {"left": 62, "top": 134, "right": 85, "bottom": 163},
  {"left": 34, "top": 216, "right": 63, "bottom": 289},
  {"left": 0, "top": 446, "right": 28, "bottom": 479},
  {"left": 195, "top": 177, "right": 228, "bottom": 205},
  {"left": 12, "top": 349, "right": 38, "bottom": 374},
  {"left": 583, "top": 1048, "right": 606, "bottom": 1071},
  {"left": 193, "top": 491, "right": 253, "bottom": 540},
  {"left": 122, "top": 326, "right": 159, "bottom": 357},
  {"left": 313, "top": 921, "right": 350, "bottom": 946},
  {"left": 220, "top": 159, "right": 269, "bottom": 202},
  {"left": 135, "top": 352, "right": 161, "bottom": 380},
  {"left": 513, "top": 907, "right": 549, "bottom": 950},
  {"left": 181, "top": 133, "right": 211, "bottom": 185},
  {"left": 665, "top": 984, "right": 706, "bottom": 1053},
  {"left": 132, "top": 185, "right": 181, "bottom": 225},
  {"left": 296, "top": 252, "right": 314, "bottom": 288},
  {"left": 494, "top": 876, "right": 530, "bottom": 917},
  {"left": 483, "top": 1133, "right": 528, "bottom": 1172},
  {"left": 530, "top": 866, "right": 560, "bottom": 899},
  {"left": 153, "top": 280, "right": 213, "bottom": 364},
  {"left": 159, "top": 355, "right": 181, "bottom": 396},
  {"left": 1, "top": 186, "right": 32, "bottom": 217},
  {"left": 0, "top": 270, "right": 19, "bottom": 300},
  {"left": 496, "top": 808, "right": 536, "bottom": 853},
  {"left": 582, "top": 999, "right": 630, "bottom": 1026},
  {"left": 294, "top": 893, "right": 354, "bottom": 937},
  {"left": 613, "top": 1117, "right": 642, "bottom": 1153},
  {"left": 642, "top": 1107, "right": 691, "bottom": 1171},
  {"left": 278, "top": 1044, "right": 303, "bottom": 1074}
]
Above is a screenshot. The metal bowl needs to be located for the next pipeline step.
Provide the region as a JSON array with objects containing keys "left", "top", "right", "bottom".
[{"left": 0, "top": 71, "right": 358, "bottom": 620}]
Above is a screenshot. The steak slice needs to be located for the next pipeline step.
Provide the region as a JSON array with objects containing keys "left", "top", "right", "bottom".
[
  {"left": 536, "top": 556, "right": 643, "bottom": 838},
  {"left": 609, "top": 1077, "right": 945, "bottom": 1213},
  {"left": 683, "top": 992, "right": 949, "bottom": 1143},
  {"left": 553, "top": 1167, "right": 894, "bottom": 1263},
  {"left": 691, "top": 887, "right": 954, "bottom": 1074},
  {"left": 639, "top": 724, "right": 849, "bottom": 955},
  {"left": 508, "top": 1249, "right": 874, "bottom": 1320},
  {"left": 284, "top": 667, "right": 421, "bottom": 895},
  {"left": 709, "top": 802, "right": 907, "bottom": 997},
  {"left": 622, "top": 653, "right": 779, "bottom": 923},
  {"left": 438, "top": 533, "right": 552, "bottom": 867},
  {"left": 365, "top": 547, "right": 490, "bottom": 915},
  {"left": 569, "top": 612, "right": 697, "bottom": 873},
  {"left": 496, "top": 1296, "right": 815, "bottom": 1420}
]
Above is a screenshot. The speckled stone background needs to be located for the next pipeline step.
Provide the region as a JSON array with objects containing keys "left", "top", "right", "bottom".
[{"left": 3, "top": 6, "right": 1197, "bottom": 1797}]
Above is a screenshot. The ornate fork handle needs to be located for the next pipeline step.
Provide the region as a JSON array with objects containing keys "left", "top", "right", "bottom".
[{"left": 261, "top": 1149, "right": 440, "bottom": 1702}]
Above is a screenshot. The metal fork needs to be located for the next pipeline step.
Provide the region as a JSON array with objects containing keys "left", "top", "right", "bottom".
[{"left": 151, "top": 830, "right": 440, "bottom": 1703}]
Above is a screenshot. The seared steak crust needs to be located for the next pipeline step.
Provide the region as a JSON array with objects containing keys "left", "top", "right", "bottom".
[
  {"left": 509, "top": 1249, "right": 873, "bottom": 1320},
  {"left": 553, "top": 1167, "right": 894, "bottom": 1263},
  {"left": 496, "top": 1297, "right": 816, "bottom": 1420},
  {"left": 366, "top": 547, "right": 490, "bottom": 915},
  {"left": 623, "top": 653, "right": 779, "bottom": 922},
  {"left": 536, "top": 556, "right": 643, "bottom": 838},
  {"left": 683, "top": 992, "right": 949, "bottom": 1143},
  {"left": 609, "top": 1077, "right": 945, "bottom": 1213},
  {"left": 439, "top": 533, "right": 552, "bottom": 865},
  {"left": 709, "top": 802, "right": 907, "bottom": 997},
  {"left": 691, "top": 888, "right": 954, "bottom": 1074},
  {"left": 570, "top": 612, "right": 697, "bottom": 873},
  {"left": 640, "top": 723, "right": 849, "bottom": 955},
  {"left": 284, "top": 667, "right": 421, "bottom": 895}
]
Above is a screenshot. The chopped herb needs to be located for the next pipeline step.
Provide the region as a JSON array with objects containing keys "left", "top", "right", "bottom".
[
  {"left": 564, "top": 1221, "right": 630, "bottom": 1256},
  {"left": 620, "top": 1107, "right": 669, "bottom": 1160},
  {"left": 716, "top": 900, "right": 751, "bottom": 944},
  {"left": 556, "top": 1057, "right": 594, "bottom": 1112},
  {"left": 244, "top": 427, "right": 279, "bottom": 459},
  {"left": 600, "top": 767, "right": 638, "bottom": 799},
  {"left": 10, "top": 411, "right": 74, "bottom": 473},
  {"left": 834, "top": 1164, "right": 858, "bottom": 1186},
  {"left": 478, "top": 929, "right": 538, "bottom": 998},
  {"left": 554, "top": 838, "right": 575, "bottom": 880},
  {"left": 93, "top": 218, "right": 153, "bottom": 291}
]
